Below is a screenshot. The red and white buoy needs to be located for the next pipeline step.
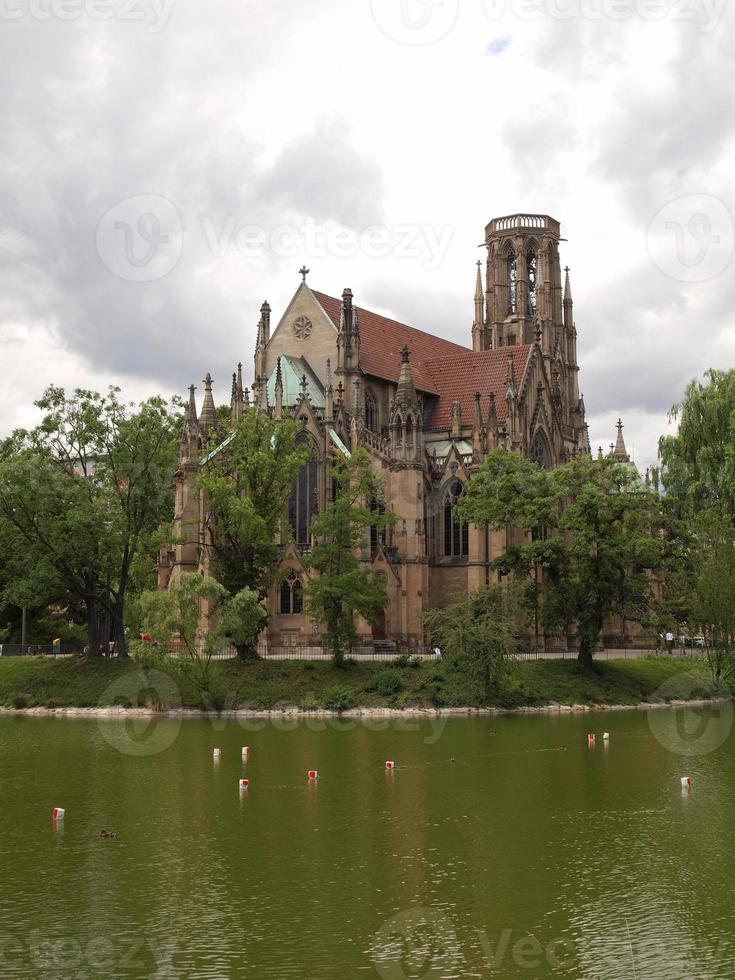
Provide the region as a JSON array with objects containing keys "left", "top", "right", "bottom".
[
  {"left": 681, "top": 776, "right": 692, "bottom": 791},
  {"left": 242, "top": 746, "right": 250, "bottom": 760},
  {"left": 385, "top": 761, "right": 395, "bottom": 771},
  {"left": 52, "top": 807, "right": 65, "bottom": 821},
  {"left": 587, "top": 733, "right": 596, "bottom": 747},
  {"left": 239, "top": 779, "right": 249, "bottom": 790},
  {"left": 308, "top": 770, "right": 318, "bottom": 781}
]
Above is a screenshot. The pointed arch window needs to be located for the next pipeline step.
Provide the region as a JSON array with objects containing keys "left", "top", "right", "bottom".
[
  {"left": 530, "top": 432, "right": 550, "bottom": 470},
  {"left": 443, "top": 480, "right": 469, "bottom": 557},
  {"left": 280, "top": 572, "right": 303, "bottom": 614},
  {"left": 288, "top": 434, "right": 318, "bottom": 545},
  {"left": 507, "top": 249, "right": 517, "bottom": 314},
  {"left": 365, "top": 390, "right": 377, "bottom": 432},
  {"left": 370, "top": 495, "right": 386, "bottom": 556},
  {"left": 526, "top": 249, "right": 538, "bottom": 313}
]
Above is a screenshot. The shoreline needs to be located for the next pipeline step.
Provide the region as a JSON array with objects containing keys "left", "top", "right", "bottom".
[{"left": 0, "top": 697, "right": 727, "bottom": 720}]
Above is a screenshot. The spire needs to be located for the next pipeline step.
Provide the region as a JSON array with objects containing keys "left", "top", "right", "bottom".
[
  {"left": 274, "top": 357, "right": 283, "bottom": 419},
  {"left": 395, "top": 344, "right": 418, "bottom": 405},
  {"left": 564, "top": 266, "right": 572, "bottom": 302},
  {"left": 229, "top": 372, "right": 238, "bottom": 424},
  {"left": 260, "top": 301, "right": 271, "bottom": 346},
  {"left": 325, "top": 358, "right": 334, "bottom": 421},
  {"left": 506, "top": 352, "right": 517, "bottom": 400},
  {"left": 563, "top": 266, "right": 574, "bottom": 336},
  {"left": 187, "top": 384, "right": 198, "bottom": 424},
  {"left": 199, "top": 373, "right": 217, "bottom": 433},
  {"left": 236, "top": 362, "right": 244, "bottom": 400},
  {"left": 487, "top": 391, "right": 497, "bottom": 428},
  {"left": 473, "top": 260, "right": 486, "bottom": 351},
  {"left": 612, "top": 418, "right": 630, "bottom": 463},
  {"left": 179, "top": 384, "right": 199, "bottom": 461},
  {"left": 451, "top": 401, "right": 462, "bottom": 440},
  {"left": 474, "top": 390, "right": 483, "bottom": 430}
]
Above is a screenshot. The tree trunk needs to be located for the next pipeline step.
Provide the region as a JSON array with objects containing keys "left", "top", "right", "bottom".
[
  {"left": 85, "top": 597, "right": 100, "bottom": 656},
  {"left": 112, "top": 602, "right": 128, "bottom": 658},
  {"left": 577, "top": 641, "right": 594, "bottom": 670},
  {"left": 236, "top": 644, "right": 259, "bottom": 662}
]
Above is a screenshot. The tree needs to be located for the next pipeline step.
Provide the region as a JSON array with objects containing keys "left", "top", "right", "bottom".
[
  {"left": 0, "top": 386, "right": 179, "bottom": 656},
  {"left": 658, "top": 369, "right": 735, "bottom": 525},
  {"left": 687, "top": 508, "right": 735, "bottom": 689},
  {"left": 423, "top": 585, "right": 526, "bottom": 698},
  {"left": 658, "top": 370, "right": 735, "bottom": 672},
  {"left": 458, "top": 449, "right": 664, "bottom": 669},
  {"left": 197, "top": 409, "right": 311, "bottom": 598},
  {"left": 139, "top": 573, "right": 267, "bottom": 698},
  {"left": 305, "top": 449, "right": 388, "bottom": 666}
]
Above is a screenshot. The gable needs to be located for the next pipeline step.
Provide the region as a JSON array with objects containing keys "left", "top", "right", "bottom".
[{"left": 265, "top": 284, "right": 338, "bottom": 386}]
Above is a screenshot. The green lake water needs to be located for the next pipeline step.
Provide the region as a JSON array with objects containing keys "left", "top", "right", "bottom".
[{"left": 0, "top": 706, "right": 734, "bottom": 979}]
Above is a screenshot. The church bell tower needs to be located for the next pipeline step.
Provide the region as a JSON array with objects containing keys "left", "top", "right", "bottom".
[{"left": 475, "top": 213, "right": 565, "bottom": 354}]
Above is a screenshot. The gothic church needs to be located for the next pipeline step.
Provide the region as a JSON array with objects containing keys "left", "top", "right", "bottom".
[{"left": 159, "top": 213, "right": 629, "bottom": 650}]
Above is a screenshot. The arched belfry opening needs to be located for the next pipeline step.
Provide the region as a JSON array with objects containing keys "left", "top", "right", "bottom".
[{"left": 481, "top": 214, "right": 564, "bottom": 350}]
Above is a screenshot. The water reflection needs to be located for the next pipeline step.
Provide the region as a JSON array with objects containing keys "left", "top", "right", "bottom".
[{"left": 0, "top": 711, "right": 733, "bottom": 978}]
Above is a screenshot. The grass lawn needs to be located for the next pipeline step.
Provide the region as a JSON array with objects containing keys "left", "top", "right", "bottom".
[{"left": 0, "top": 652, "right": 717, "bottom": 712}]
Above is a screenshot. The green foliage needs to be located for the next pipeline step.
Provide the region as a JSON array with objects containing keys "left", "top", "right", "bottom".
[
  {"left": 322, "top": 684, "right": 355, "bottom": 712},
  {"left": 305, "top": 450, "right": 389, "bottom": 666},
  {"left": 689, "top": 508, "right": 735, "bottom": 689},
  {"left": 423, "top": 585, "right": 525, "bottom": 698},
  {"left": 0, "top": 653, "right": 715, "bottom": 712},
  {"left": 197, "top": 409, "right": 310, "bottom": 597},
  {"left": 659, "top": 369, "right": 735, "bottom": 523},
  {"left": 458, "top": 449, "right": 665, "bottom": 669},
  {"left": 0, "top": 386, "right": 179, "bottom": 655},
  {"left": 139, "top": 573, "right": 228, "bottom": 701},
  {"left": 373, "top": 668, "right": 402, "bottom": 696},
  {"left": 658, "top": 371, "right": 735, "bottom": 685},
  {"left": 393, "top": 653, "right": 410, "bottom": 668},
  {"left": 218, "top": 586, "right": 267, "bottom": 660}
]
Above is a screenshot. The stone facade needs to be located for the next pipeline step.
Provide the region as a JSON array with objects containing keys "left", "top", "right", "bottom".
[{"left": 159, "top": 213, "right": 634, "bottom": 651}]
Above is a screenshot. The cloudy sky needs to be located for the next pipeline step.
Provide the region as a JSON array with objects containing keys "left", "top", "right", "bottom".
[{"left": 1, "top": 0, "right": 733, "bottom": 469}]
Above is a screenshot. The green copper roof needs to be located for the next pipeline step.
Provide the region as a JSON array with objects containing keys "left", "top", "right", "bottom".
[{"left": 266, "top": 355, "right": 324, "bottom": 409}]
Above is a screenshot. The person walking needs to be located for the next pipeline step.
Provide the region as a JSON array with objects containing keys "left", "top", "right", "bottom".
[{"left": 665, "top": 630, "right": 674, "bottom": 655}]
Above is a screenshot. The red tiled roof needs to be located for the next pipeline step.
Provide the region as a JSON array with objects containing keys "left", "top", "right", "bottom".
[
  {"left": 311, "top": 289, "right": 532, "bottom": 432},
  {"left": 423, "top": 345, "right": 533, "bottom": 429},
  {"left": 312, "top": 290, "right": 468, "bottom": 395}
]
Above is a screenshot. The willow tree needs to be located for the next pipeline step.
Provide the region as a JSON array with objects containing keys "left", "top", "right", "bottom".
[
  {"left": 458, "top": 449, "right": 664, "bottom": 669},
  {"left": 659, "top": 371, "right": 735, "bottom": 683},
  {"left": 659, "top": 369, "right": 735, "bottom": 524}
]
